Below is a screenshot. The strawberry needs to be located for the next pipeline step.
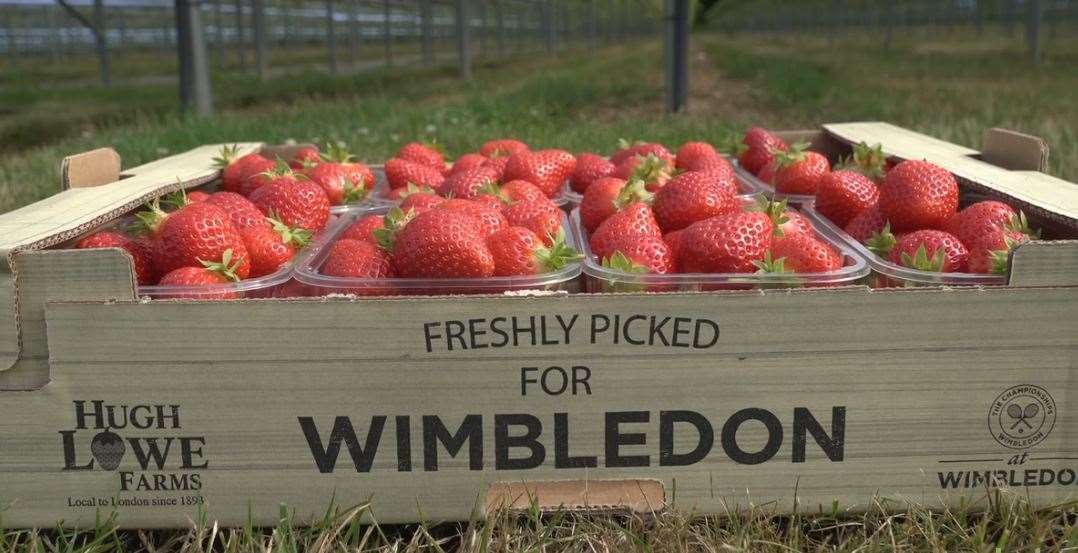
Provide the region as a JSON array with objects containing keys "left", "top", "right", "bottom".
[
  {"left": 479, "top": 180, "right": 548, "bottom": 205},
  {"left": 580, "top": 178, "right": 651, "bottom": 233},
  {"left": 652, "top": 170, "right": 738, "bottom": 232},
  {"left": 759, "top": 233, "right": 842, "bottom": 273},
  {"left": 240, "top": 218, "right": 309, "bottom": 277},
  {"left": 386, "top": 182, "right": 437, "bottom": 201},
  {"left": 391, "top": 208, "right": 495, "bottom": 278},
  {"left": 437, "top": 198, "right": 507, "bottom": 238},
  {"left": 186, "top": 190, "right": 211, "bottom": 203},
  {"left": 156, "top": 251, "right": 244, "bottom": 299},
  {"left": 738, "top": 127, "right": 788, "bottom": 175},
  {"left": 396, "top": 142, "right": 445, "bottom": 172},
  {"left": 479, "top": 139, "right": 529, "bottom": 158},
  {"left": 213, "top": 145, "right": 275, "bottom": 197},
  {"left": 878, "top": 160, "right": 958, "bottom": 232},
  {"left": 75, "top": 231, "right": 157, "bottom": 285},
  {"left": 290, "top": 146, "right": 321, "bottom": 170},
  {"left": 487, "top": 226, "right": 580, "bottom": 276},
  {"left": 481, "top": 155, "right": 512, "bottom": 182},
  {"left": 206, "top": 191, "right": 269, "bottom": 231},
  {"left": 814, "top": 170, "right": 880, "bottom": 228},
  {"left": 306, "top": 144, "right": 375, "bottom": 205},
  {"left": 384, "top": 157, "right": 446, "bottom": 190},
  {"left": 835, "top": 142, "right": 888, "bottom": 183},
  {"left": 503, "top": 149, "right": 577, "bottom": 198},
  {"left": 610, "top": 141, "right": 673, "bottom": 166},
  {"left": 249, "top": 169, "right": 331, "bottom": 232},
  {"left": 663, "top": 229, "right": 685, "bottom": 269},
  {"left": 683, "top": 154, "right": 736, "bottom": 182},
  {"left": 942, "top": 201, "right": 1031, "bottom": 247},
  {"left": 675, "top": 141, "right": 719, "bottom": 171},
  {"left": 570, "top": 152, "right": 615, "bottom": 194},
  {"left": 888, "top": 230, "right": 969, "bottom": 272},
  {"left": 323, "top": 238, "right": 395, "bottom": 279},
  {"left": 844, "top": 206, "right": 888, "bottom": 243},
  {"left": 448, "top": 153, "right": 489, "bottom": 177},
  {"left": 399, "top": 192, "right": 445, "bottom": 214},
  {"left": 503, "top": 199, "right": 562, "bottom": 245},
  {"left": 602, "top": 235, "right": 676, "bottom": 275},
  {"left": 967, "top": 229, "right": 1029, "bottom": 275},
  {"left": 612, "top": 153, "right": 673, "bottom": 190},
  {"left": 753, "top": 197, "right": 813, "bottom": 238},
  {"left": 370, "top": 207, "right": 417, "bottom": 251},
  {"left": 438, "top": 165, "right": 501, "bottom": 200},
  {"left": 679, "top": 211, "right": 775, "bottom": 273},
  {"left": 756, "top": 160, "right": 778, "bottom": 185},
  {"left": 341, "top": 214, "right": 385, "bottom": 245},
  {"left": 768, "top": 146, "right": 830, "bottom": 195},
  {"left": 589, "top": 203, "right": 662, "bottom": 261},
  {"left": 154, "top": 202, "right": 251, "bottom": 279}
]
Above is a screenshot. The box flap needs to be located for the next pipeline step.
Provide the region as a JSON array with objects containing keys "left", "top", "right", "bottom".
[
  {"left": 0, "top": 142, "right": 261, "bottom": 371},
  {"left": 982, "top": 128, "right": 1048, "bottom": 171},
  {"left": 486, "top": 480, "right": 665, "bottom": 514},
  {"left": 823, "top": 122, "right": 1078, "bottom": 229},
  {"left": 60, "top": 148, "right": 121, "bottom": 190}
]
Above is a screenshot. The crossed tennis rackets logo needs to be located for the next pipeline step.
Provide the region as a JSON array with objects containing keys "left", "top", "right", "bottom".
[
  {"left": 1006, "top": 402, "right": 1040, "bottom": 431},
  {"left": 989, "top": 385, "right": 1056, "bottom": 450}
]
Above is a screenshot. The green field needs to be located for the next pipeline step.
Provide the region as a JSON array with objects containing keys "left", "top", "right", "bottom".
[{"left": 1, "top": 26, "right": 1077, "bottom": 551}]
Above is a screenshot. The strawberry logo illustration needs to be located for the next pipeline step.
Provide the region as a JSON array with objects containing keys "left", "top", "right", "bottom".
[{"left": 90, "top": 431, "right": 125, "bottom": 471}]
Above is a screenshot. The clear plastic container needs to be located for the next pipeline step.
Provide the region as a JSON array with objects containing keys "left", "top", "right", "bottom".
[
  {"left": 295, "top": 205, "right": 583, "bottom": 296},
  {"left": 329, "top": 166, "right": 395, "bottom": 213},
  {"left": 563, "top": 157, "right": 761, "bottom": 207},
  {"left": 571, "top": 201, "right": 870, "bottom": 292},
  {"left": 370, "top": 174, "right": 571, "bottom": 209},
  {"left": 733, "top": 161, "right": 815, "bottom": 205},
  {"left": 801, "top": 201, "right": 1007, "bottom": 287}
]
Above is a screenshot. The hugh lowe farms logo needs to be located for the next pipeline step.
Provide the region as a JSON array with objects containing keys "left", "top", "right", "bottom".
[
  {"left": 989, "top": 385, "right": 1057, "bottom": 450},
  {"left": 59, "top": 400, "right": 208, "bottom": 492}
]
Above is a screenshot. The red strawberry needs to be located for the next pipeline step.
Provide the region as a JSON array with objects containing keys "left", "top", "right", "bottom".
[
  {"left": 75, "top": 231, "right": 157, "bottom": 285},
  {"left": 206, "top": 191, "right": 269, "bottom": 231},
  {"left": 438, "top": 165, "right": 500, "bottom": 200},
  {"left": 290, "top": 146, "right": 321, "bottom": 170},
  {"left": 753, "top": 197, "right": 813, "bottom": 238},
  {"left": 612, "top": 153, "right": 673, "bottom": 190},
  {"left": 738, "top": 128, "right": 788, "bottom": 175},
  {"left": 663, "top": 229, "right": 684, "bottom": 269},
  {"left": 480, "top": 180, "right": 548, "bottom": 205},
  {"left": 652, "top": 170, "right": 738, "bottom": 232},
  {"left": 384, "top": 157, "right": 446, "bottom": 190},
  {"left": 213, "top": 146, "right": 275, "bottom": 197},
  {"left": 503, "top": 149, "right": 576, "bottom": 198},
  {"left": 760, "top": 233, "right": 842, "bottom": 273},
  {"left": 156, "top": 252, "right": 243, "bottom": 299},
  {"left": 240, "top": 218, "right": 309, "bottom": 277},
  {"left": 249, "top": 171, "right": 331, "bottom": 232},
  {"left": 570, "top": 153, "right": 615, "bottom": 193},
  {"left": 487, "top": 226, "right": 580, "bottom": 276},
  {"left": 888, "top": 230, "right": 969, "bottom": 272},
  {"left": 385, "top": 182, "right": 437, "bottom": 201},
  {"left": 844, "top": 206, "right": 888, "bottom": 243},
  {"left": 399, "top": 192, "right": 445, "bottom": 214},
  {"left": 589, "top": 203, "right": 662, "bottom": 260},
  {"left": 679, "top": 211, "right": 775, "bottom": 273},
  {"left": 878, "top": 160, "right": 958, "bottom": 232},
  {"left": 323, "top": 238, "right": 395, "bottom": 279},
  {"left": 815, "top": 170, "right": 880, "bottom": 228},
  {"left": 480, "top": 139, "right": 529, "bottom": 158},
  {"left": 307, "top": 145, "right": 376, "bottom": 205},
  {"left": 580, "top": 178, "right": 653, "bottom": 233},
  {"left": 186, "top": 191, "right": 211, "bottom": 203},
  {"left": 684, "top": 155, "right": 736, "bottom": 183},
  {"left": 391, "top": 208, "right": 495, "bottom": 278},
  {"left": 503, "top": 199, "right": 562, "bottom": 245},
  {"left": 341, "top": 214, "right": 385, "bottom": 245},
  {"left": 154, "top": 202, "right": 251, "bottom": 279},
  {"left": 675, "top": 141, "right": 719, "bottom": 171},
  {"left": 481, "top": 155, "right": 511, "bottom": 181},
  {"left": 602, "top": 235, "right": 676, "bottom": 275},
  {"left": 967, "top": 229, "right": 1029, "bottom": 275},
  {"left": 756, "top": 160, "right": 778, "bottom": 185},
  {"left": 769, "top": 147, "right": 830, "bottom": 195},
  {"left": 835, "top": 142, "right": 888, "bottom": 183},
  {"left": 610, "top": 141, "right": 673, "bottom": 166},
  {"left": 449, "top": 153, "right": 489, "bottom": 177},
  {"left": 437, "top": 199, "right": 507, "bottom": 238},
  {"left": 942, "top": 201, "right": 1027, "bottom": 246},
  {"left": 396, "top": 142, "right": 445, "bottom": 172}
]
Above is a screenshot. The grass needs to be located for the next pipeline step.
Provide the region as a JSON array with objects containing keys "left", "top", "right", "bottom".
[{"left": 2, "top": 26, "right": 1078, "bottom": 550}]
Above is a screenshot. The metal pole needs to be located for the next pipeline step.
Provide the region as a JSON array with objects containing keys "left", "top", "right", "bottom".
[
  {"left": 494, "top": 0, "right": 504, "bottom": 56},
  {"left": 545, "top": 0, "right": 555, "bottom": 53},
  {"left": 214, "top": 0, "right": 224, "bottom": 67},
  {"left": 456, "top": 0, "right": 470, "bottom": 80},
  {"left": 234, "top": 0, "right": 246, "bottom": 70},
  {"left": 252, "top": 0, "right": 265, "bottom": 80},
  {"left": 382, "top": 0, "right": 391, "bottom": 66},
  {"left": 420, "top": 0, "right": 432, "bottom": 64},
  {"left": 176, "top": 0, "right": 214, "bottom": 115},
  {"left": 1027, "top": 0, "right": 1042, "bottom": 65},
  {"left": 92, "top": 0, "right": 111, "bottom": 87},
  {"left": 326, "top": 0, "right": 337, "bottom": 73},
  {"left": 350, "top": 0, "right": 359, "bottom": 65},
  {"left": 663, "top": 0, "right": 688, "bottom": 113}
]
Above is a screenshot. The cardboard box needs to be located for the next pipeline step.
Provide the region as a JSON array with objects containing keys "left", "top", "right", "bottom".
[{"left": 0, "top": 123, "right": 1076, "bottom": 528}]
